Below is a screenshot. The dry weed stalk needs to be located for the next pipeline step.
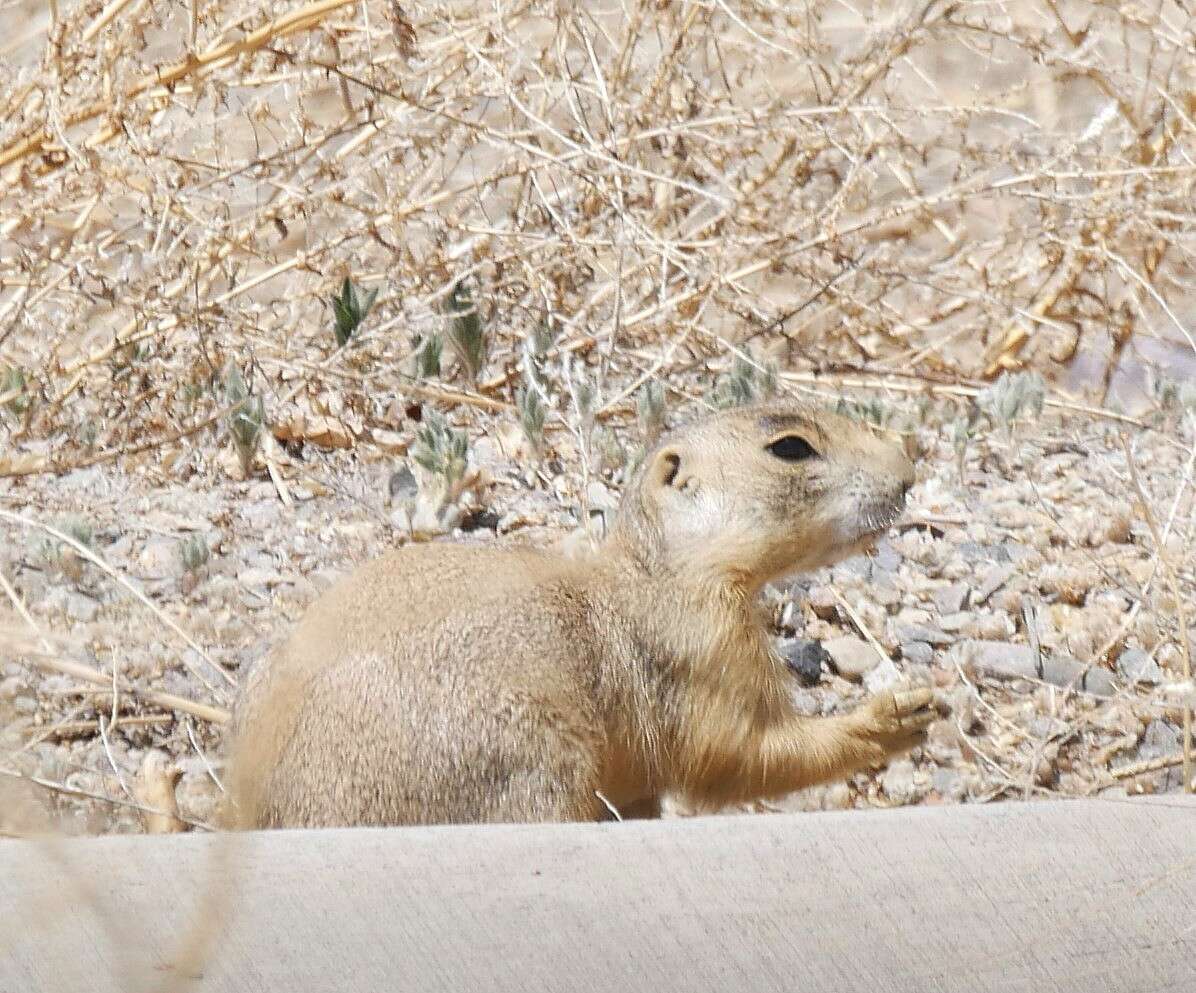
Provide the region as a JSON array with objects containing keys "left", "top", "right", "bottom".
[{"left": 0, "top": 0, "right": 1192, "bottom": 475}]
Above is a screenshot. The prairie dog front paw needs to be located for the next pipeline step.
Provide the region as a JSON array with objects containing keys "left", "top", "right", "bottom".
[{"left": 852, "top": 685, "right": 938, "bottom": 764}]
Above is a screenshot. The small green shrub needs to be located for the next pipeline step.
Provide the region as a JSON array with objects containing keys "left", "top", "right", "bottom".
[{"left": 329, "top": 277, "right": 379, "bottom": 347}]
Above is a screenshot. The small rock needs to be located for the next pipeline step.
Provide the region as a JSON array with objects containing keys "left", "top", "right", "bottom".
[
  {"left": 963, "top": 612, "right": 1016, "bottom": 640},
  {"left": 901, "top": 641, "right": 934, "bottom": 666},
  {"left": 881, "top": 759, "right": 918, "bottom": 804},
  {"left": 957, "top": 541, "right": 1000, "bottom": 562},
  {"left": 175, "top": 770, "right": 222, "bottom": 824},
  {"left": 778, "top": 639, "right": 827, "bottom": 688},
  {"left": 1125, "top": 720, "right": 1184, "bottom": 791},
  {"left": 832, "top": 555, "right": 872, "bottom": 581},
  {"left": 974, "top": 564, "right": 1015, "bottom": 605},
  {"left": 1029, "top": 715, "right": 1068, "bottom": 739},
  {"left": 930, "top": 767, "right": 965, "bottom": 801},
  {"left": 791, "top": 691, "right": 821, "bottom": 716},
  {"left": 1117, "top": 648, "right": 1163, "bottom": 686},
  {"left": 585, "top": 481, "right": 619, "bottom": 512},
  {"left": 138, "top": 536, "right": 178, "bottom": 578},
  {"left": 959, "top": 639, "right": 1037, "bottom": 680},
  {"left": 941, "top": 557, "right": 971, "bottom": 581},
  {"left": 806, "top": 586, "right": 838, "bottom": 621},
  {"left": 937, "top": 611, "right": 974, "bottom": 633},
  {"left": 824, "top": 636, "right": 881, "bottom": 681},
  {"left": 822, "top": 781, "right": 852, "bottom": 810},
  {"left": 241, "top": 500, "right": 281, "bottom": 532},
  {"left": 933, "top": 582, "right": 969, "bottom": 615},
  {"left": 64, "top": 592, "right": 99, "bottom": 623},
  {"left": 388, "top": 465, "right": 418, "bottom": 506},
  {"left": 371, "top": 428, "right": 408, "bottom": 455},
  {"left": 864, "top": 657, "right": 904, "bottom": 693},
  {"left": 999, "top": 542, "right": 1038, "bottom": 564},
  {"left": 237, "top": 567, "right": 282, "bottom": 589},
  {"left": 1137, "top": 719, "right": 1180, "bottom": 761},
  {"left": 870, "top": 577, "right": 902, "bottom": 609},
  {"left": 872, "top": 539, "right": 901, "bottom": 573},
  {"left": 894, "top": 623, "right": 953, "bottom": 646},
  {"left": 960, "top": 640, "right": 1115, "bottom": 697}
]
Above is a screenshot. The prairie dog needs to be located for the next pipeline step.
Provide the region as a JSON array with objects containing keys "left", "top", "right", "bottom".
[{"left": 224, "top": 402, "right": 935, "bottom": 828}]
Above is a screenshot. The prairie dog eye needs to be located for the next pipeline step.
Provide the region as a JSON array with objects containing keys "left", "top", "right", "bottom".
[{"left": 767, "top": 435, "right": 819, "bottom": 462}]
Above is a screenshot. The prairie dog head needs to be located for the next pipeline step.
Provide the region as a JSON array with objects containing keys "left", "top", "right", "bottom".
[{"left": 615, "top": 401, "right": 915, "bottom": 591}]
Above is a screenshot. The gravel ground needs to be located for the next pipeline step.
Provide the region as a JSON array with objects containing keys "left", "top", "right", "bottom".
[{"left": 1, "top": 399, "right": 1193, "bottom": 834}]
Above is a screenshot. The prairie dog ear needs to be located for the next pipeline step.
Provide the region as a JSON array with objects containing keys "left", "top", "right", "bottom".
[{"left": 646, "top": 446, "right": 683, "bottom": 491}]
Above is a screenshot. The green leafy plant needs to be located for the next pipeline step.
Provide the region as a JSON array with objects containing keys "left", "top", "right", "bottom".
[
  {"left": 178, "top": 534, "right": 211, "bottom": 573},
  {"left": 622, "top": 443, "right": 646, "bottom": 482},
  {"left": 1151, "top": 373, "right": 1196, "bottom": 417},
  {"left": 1, "top": 366, "right": 29, "bottom": 414},
  {"left": 521, "top": 319, "right": 558, "bottom": 395},
  {"left": 444, "top": 279, "right": 487, "bottom": 382},
  {"left": 109, "top": 341, "right": 150, "bottom": 381},
  {"left": 224, "top": 364, "right": 265, "bottom": 476},
  {"left": 411, "top": 411, "right": 469, "bottom": 493},
  {"left": 412, "top": 332, "right": 443, "bottom": 379},
  {"left": 517, "top": 385, "right": 546, "bottom": 457},
  {"left": 709, "top": 356, "right": 777, "bottom": 408},
  {"left": 77, "top": 419, "right": 99, "bottom": 450},
  {"left": 34, "top": 515, "right": 96, "bottom": 581},
  {"left": 951, "top": 406, "right": 983, "bottom": 482},
  {"left": 592, "top": 425, "right": 624, "bottom": 474},
  {"left": 836, "top": 395, "right": 893, "bottom": 430},
  {"left": 329, "top": 277, "right": 379, "bottom": 347},
  {"left": 976, "top": 371, "right": 1045, "bottom": 438}
]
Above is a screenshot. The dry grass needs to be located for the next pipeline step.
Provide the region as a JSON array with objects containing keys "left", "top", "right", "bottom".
[
  {"left": 2, "top": 0, "right": 1195, "bottom": 464},
  {"left": 1, "top": 0, "right": 1195, "bottom": 837}
]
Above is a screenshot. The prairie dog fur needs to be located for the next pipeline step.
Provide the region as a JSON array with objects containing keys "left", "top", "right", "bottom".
[{"left": 224, "top": 402, "right": 936, "bottom": 828}]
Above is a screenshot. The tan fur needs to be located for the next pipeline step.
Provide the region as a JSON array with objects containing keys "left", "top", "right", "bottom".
[{"left": 223, "top": 401, "right": 937, "bottom": 829}]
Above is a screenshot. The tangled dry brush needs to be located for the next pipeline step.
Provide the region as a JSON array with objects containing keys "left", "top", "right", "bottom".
[{"left": 1, "top": 0, "right": 1195, "bottom": 829}]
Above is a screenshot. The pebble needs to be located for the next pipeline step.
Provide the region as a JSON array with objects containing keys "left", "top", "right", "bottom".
[
  {"left": 778, "top": 639, "right": 827, "bottom": 688},
  {"left": 880, "top": 759, "right": 918, "bottom": 804},
  {"left": 864, "top": 658, "right": 904, "bottom": 693},
  {"left": 791, "top": 690, "right": 821, "bottom": 716},
  {"left": 963, "top": 612, "right": 1015, "bottom": 640},
  {"left": 973, "top": 564, "right": 1015, "bottom": 605},
  {"left": 1127, "top": 720, "right": 1184, "bottom": 791},
  {"left": 805, "top": 586, "right": 838, "bottom": 620},
  {"left": 822, "top": 781, "right": 852, "bottom": 810},
  {"left": 958, "top": 640, "right": 1115, "bottom": 696},
  {"left": 64, "top": 592, "right": 100, "bottom": 623},
  {"left": 138, "top": 536, "right": 179, "bottom": 578},
  {"left": 900, "top": 641, "right": 934, "bottom": 666},
  {"left": 894, "top": 623, "right": 953, "bottom": 646},
  {"left": 870, "top": 577, "right": 902, "bottom": 609},
  {"left": 933, "top": 582, "right": 969, "bottom": 615},
  {"left": 823, "top": 636, "right": 880, "bottom": 681},
  {"left": 931, "top": 767, "right": 966, "bottom": 802},
  {"left": 872, "top": 539, "right": 902, "bottom": 573},
  {"left": 0, "top": 676, "right": 24, "bottom": 700},
  {"left": 937, "top": 611, "right": 974, "bottom": 633},
  {"left": 1117, "top": 648, "right": 1164, "bottom": 685}
]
